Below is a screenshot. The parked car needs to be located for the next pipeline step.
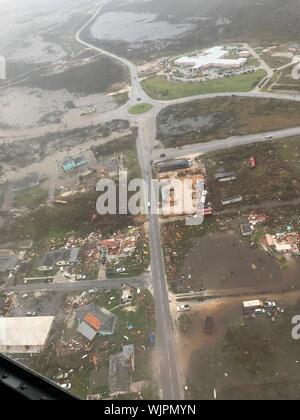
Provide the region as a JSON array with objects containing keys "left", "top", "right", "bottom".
[
  {"left": 75, "top": 274, "right": 86, "bottom": 281},
  {"left": 254, "top": 308, "right": 266, "bottom": 315},
  {"left": 26, "top": 312, "right": 37, "bottom": 317},
  {"left": 116, "top": 268, "right": 126, "bottom": 273},
  {"left": 160, "top": 153, "right": 166, "bottom": 158},
  {"left": 61, "top": 383, "right": 71, "bottom": 390},
  {"left": 263, "top": 301, "right": 276, "bottom": 309},
  {"left": 64, "top": 272, "right": 71, "bottom": 279},
  {"left": 177, "top": 304, "right": 190, "bottom": 312}
]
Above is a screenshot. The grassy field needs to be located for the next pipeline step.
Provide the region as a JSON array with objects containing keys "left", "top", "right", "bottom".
[
  {"left": 157, "top": 96, "right": 300, "bottom": 147},
  {"left": 112, "top": 92, "right": 129, "bottom": 106},
  {"left": 14, "top": 186, "right": 48, "bottom": 209},
  {"left": 141, "top": 70, "right": 266, "bottom": 100},
  {"left": 128, "top": 103, "right": 153, "bottom": 114}
]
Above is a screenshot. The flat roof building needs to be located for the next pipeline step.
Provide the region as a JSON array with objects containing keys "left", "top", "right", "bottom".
[
  {"left": 175, "top": 46, "right": 247, "bottom": 70},
  {"left": 0, "top": 317, "right": 54, "bottom": 353},
  {"left": 37, "top": 248, "right": 80, "bottom": 272}
]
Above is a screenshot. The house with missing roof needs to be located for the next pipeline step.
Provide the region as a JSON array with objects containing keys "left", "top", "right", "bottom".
[
  {"left": 76, "top": 303, "right": 117, "bottom": 341},
  {"left": 108, "top": 344, "right": 135, "bottom": 397},
  {"left": 37, "top": 248, "right": 80, "bottom": 272}
]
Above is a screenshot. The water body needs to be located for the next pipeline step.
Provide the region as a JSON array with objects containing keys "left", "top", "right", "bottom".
[{"left": 90, "top": 11, "right": 195, "bottom": 43}]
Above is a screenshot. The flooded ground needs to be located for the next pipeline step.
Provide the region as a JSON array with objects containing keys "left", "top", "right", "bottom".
[
  {"left": 0, "top": 86, "right": 116, "bottom": 129},
  {"left": 0, "top": 0, "right": 94, "bottom": 61},
  {"left": 17, "top": 56, "right": 129, "bottom": 95},
  {"left": 9, "top": 35, "right": 68, "bottom": 64},
  {"left": 90, "top": 11, "right": 195, "bottom": 45}
]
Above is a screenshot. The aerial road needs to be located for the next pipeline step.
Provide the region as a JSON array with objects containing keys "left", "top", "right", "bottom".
[
  {"left": 4, "top": 276, "right": 147, "bottom": 293},
  {"left": 152, "top": 125, "right": 300, "bottom": 161},
  {"left": 76, "top": 3, "right": 183, "bottom": 400},
  {"left": 73, "top": 0, "right": 300, "bottom": 401}
]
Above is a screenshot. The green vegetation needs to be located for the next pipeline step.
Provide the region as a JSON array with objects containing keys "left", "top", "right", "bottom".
[
  {"left": 157, "top": 96, "right": 300, "bottom": 147},
  {"left": 112, "top": 92, "right": 129, "bottom": 106},
  {"left": 14, "top": 186, "right": 48, "bottom": 209},
  {"left": 141, "top": 70, "right": 266, "bottom": 100},
  {"left": 92, "top": 130, "right": 141, "bottom": 179},
  {"left": 128, "top": 103, "right": 153, "bottom": 114}
]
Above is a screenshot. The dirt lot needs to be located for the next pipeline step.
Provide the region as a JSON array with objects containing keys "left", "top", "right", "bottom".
[
  {"left": 273, "top": 64, "right": 300, "bottom": 92},
  {"left": 177, "top": 294, "right": 300, "bottom": 400},
  {"left": 206, "top": 137, "right": 300, "bottom": 210},
  {"left": 162, "top": 215, "right": 300, "bottom": 294},
  {"left": 157, "top": 97, "right": 300, "bottom": 147}
]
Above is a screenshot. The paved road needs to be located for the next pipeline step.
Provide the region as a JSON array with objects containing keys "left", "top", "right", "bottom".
[
  {"left": 3, "top": 1, "right": 300, "bottom": 401},
  {"left": 4, "top": 276, "right": 146, "bottom": 293},
  {"left": 75, "top": 5, "right": 183, "bottom": 400},
  {"left": 74, "top": 3, "right": 300, "bottom": 401},
  {"left": 153, "top": 124, "right": 300, "bottom": 161},
  {"left": 137, "top": 118, "right": 182, "bottom": 400}
]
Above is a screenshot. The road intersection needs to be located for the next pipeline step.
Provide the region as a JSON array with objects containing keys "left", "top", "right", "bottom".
[{"left": 2, "top": 1, "right": 300, "bottom": 400}]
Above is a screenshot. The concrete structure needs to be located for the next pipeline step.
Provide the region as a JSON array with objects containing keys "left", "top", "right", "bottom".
[
  {"left": 109, "top": 353, "right": 130, "bottom": 397},
  {"left": 38, "top": 248, "right": 80, "bottom": 272},
  {"left": 0, "top": 317, "right": 54, "bottom": 353},
  {"left": 108, "top": 344, "right": 135, "bottom": 396},
  {"left": 175, "top": 46, "right": 247, "bottom": 70}
]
